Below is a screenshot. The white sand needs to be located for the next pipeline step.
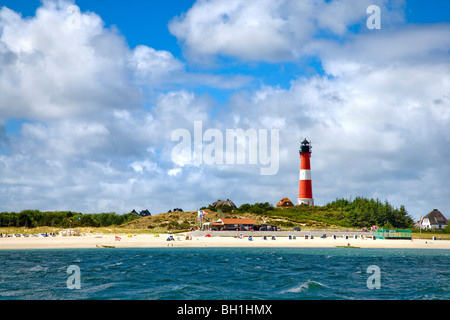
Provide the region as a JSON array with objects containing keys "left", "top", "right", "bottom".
[{"left": 1, "top": 233, "right": 449, "bottom": 249}]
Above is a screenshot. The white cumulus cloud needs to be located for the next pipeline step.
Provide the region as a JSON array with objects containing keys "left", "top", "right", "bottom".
[{"left": 169, "top": 0, "right": 404, "bottom": 62}]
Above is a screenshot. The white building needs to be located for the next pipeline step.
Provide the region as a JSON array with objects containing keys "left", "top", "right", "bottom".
[{"left": 421, "top": 209, "right": 448, "bottom": 230}]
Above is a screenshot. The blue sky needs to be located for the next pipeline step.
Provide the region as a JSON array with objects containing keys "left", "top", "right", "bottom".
[{"left": 0, "top": 0, "right": 449, "bottom": 220}]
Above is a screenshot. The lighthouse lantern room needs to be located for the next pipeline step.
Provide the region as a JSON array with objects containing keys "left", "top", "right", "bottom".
[{"left": 297, "top": 138, "right": 314, "bottom": 206}]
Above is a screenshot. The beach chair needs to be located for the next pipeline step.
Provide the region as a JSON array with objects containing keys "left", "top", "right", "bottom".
[{"left": 263, "top": 235, "right": 267, "bottom": 240}]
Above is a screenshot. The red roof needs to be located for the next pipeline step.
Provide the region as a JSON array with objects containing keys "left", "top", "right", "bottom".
[
  {"left": 276, "top": 197, "right": 294, "bottom": 207},
  {"left": 220, "top": 218, "right": 255, "bottom": 225}
]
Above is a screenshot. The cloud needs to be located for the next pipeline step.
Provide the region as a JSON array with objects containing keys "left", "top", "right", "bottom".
[
  {"left": 130, "top": 44, "right": 254, "bottom": 89},
  {"left": 0, "top": 1, "right": 144, "bottom": 121},
  {"left": 0, "top": 123, "right": 8, "bottom": 151},
  {"left": 0, "top": 0, "right": 249, "bottom": 123},
  {"left": 0, "top": 0, "right": 214, "bottom": 213},
  {"left": 317, "top": 24, "right": 450, "bottom": 77},
  {"left": 130, "top": 44, "right": 185, "bottom": 87},
  {"left": 167, "top": 168, "right": 182, "bottom": 176},
  {"left": 169, "top": 0, "right": 404, "bottom": 62}
]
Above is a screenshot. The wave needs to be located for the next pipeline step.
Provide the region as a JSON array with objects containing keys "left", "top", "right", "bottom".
[
  {"left": 280, "top": 280, "right": 327, "bottom": 294},
  {"left": 29, "top": 265, "right": 49, "bottom": 272},
  {"left": 105, "top": 262, "right": 123, "bottom": 268}
]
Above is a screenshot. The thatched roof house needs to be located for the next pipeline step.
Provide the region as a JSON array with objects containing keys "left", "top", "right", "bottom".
[
  {"left": 131, "top": 209, "right": 152, "bottom": 217},
  {"left": 211, "top": 199, "right": 237, "bottom": 210},
  {"left": 139, "top": 209, "right": 152, "bottom": 217},
  {"left": 421, "top": 209, "right": 448, "bottom": 230}
]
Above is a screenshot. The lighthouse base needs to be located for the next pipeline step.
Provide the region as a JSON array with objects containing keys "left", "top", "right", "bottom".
[{"left": 297, "top": 198, "right": 314, "bottom": 206}]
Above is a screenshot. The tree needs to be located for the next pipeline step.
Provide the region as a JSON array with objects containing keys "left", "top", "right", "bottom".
[
  {"left": 443, "top": 224, "right": 450, "bottom": 234},
  {"left": 248, "top": 202, "right": 273, "bottom": 214},
  {"left": 383, "top": 221, "right": 394, "bottom": 230},
  {"left": 216, "top": 204, "right": 232, "bottom": 213},
  {"left": 18, "top": 211, "right": 34, "bottom": 228},
  {"left": 237, "top": 203, "right": 251, "bottom": 212},
  {"left": 80, "top": 214, "right": 98, "bottom": 227}
]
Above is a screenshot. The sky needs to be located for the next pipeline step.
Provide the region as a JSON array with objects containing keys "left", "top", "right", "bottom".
[{"left": 0, "top": 0, "right": 449, "bottom": 220}]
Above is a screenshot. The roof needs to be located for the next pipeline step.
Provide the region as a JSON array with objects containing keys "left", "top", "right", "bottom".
[
  {"left": 211, "top": 199, "right": 237, "bottom": 209},
  {"left": 220, "top": 218, "right": 255, "bottom": 225},
  {"left": 139, "top": 209, "right": 151, "bottom": 217},
  {"left": 276, "top": 197, "right": 294, "bottom": 207},
  {"left": 423, "top": 209, "right": 448, "bottom": 225}
]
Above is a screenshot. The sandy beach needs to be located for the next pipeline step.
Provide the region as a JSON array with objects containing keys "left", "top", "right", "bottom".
[{"left": 1, "top": 233, "right": 449, "bottom": 250}]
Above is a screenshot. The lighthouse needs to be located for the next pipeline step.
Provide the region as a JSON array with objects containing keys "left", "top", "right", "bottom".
[{"left": 297, "top": 138, "right": 314, "bottom": 206}]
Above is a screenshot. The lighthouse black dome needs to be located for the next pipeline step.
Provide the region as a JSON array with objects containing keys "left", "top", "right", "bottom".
[{"left": 300, "top": 138, "right": 311, "bottom": 153}]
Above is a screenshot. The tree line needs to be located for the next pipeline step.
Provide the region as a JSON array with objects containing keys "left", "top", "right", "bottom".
[
  {"left": 324, "top": 197, "right": 414, "bottom": 228},
  {"left": 202, "top": 202, "right": 273, "bottom": 214},
  {"left": 0, "top": 210, "right": 140, "bottom": 228}
]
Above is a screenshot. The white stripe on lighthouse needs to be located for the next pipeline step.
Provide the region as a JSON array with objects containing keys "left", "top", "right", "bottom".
[
  {"left": 299, "top": 169, "right": 311, "bottom": 180},
  {"left": 298, "top": 198, "right": 314, "bottom": 206}
]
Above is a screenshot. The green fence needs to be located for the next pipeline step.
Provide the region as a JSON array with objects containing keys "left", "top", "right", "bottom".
[{"left": 374, "top": 229, "right": 412, "bottom": 240}]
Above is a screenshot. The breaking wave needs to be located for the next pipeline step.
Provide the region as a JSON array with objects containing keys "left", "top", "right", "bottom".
[{"left": 280, "top": 280, "right": 328, "bottom": 294}]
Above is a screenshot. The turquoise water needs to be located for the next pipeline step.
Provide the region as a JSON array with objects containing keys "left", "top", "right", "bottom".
[{"left": 0, "top": 247, "right": 448, "bottom": 300}]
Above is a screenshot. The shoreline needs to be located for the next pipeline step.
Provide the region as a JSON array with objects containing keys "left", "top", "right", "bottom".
[{"left": 1, "top": 233, "right": 449, "bottom": 250}]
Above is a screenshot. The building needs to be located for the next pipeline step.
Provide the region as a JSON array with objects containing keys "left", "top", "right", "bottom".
[
  {"left": 421, "top": 209, "right": 448, "bottom": 230},
  {"left": 211, "top": 199, "right": 237, "bottom": 210},
  {"left": 131, "top": 209, "right": 152, "bottom": 217},
  {"left": 373, "top": 229, "right": 412, "bottom": 240},
  {"left": 203, "top": 218, "right": 255, "bottom": 231},
  {"left": 276, "top": 198, "right": 294, "bottom": 207},
  {"left": 139, "top": 209, "right": 151, "bottom": 217},
  {"left": 202, "top": 218, "right": 279, "bottom": 232},
  {"left": 298, "top": 138, "right": 314, "bottom": 206},
  {"left": 252, "top": 224, "right": 278, "bottom": 231}
]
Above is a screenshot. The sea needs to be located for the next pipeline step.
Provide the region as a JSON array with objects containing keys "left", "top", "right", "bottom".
[{"left": 0, "top": 247, "right": 448, "bottom": 300}]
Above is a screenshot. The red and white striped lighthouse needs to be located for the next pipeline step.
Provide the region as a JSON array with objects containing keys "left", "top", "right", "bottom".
[{"left": 297, "top": 138, "right": 314, "bottom": 206}]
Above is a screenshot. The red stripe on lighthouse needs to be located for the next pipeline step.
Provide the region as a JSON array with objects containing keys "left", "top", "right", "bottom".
[
  {"left": 300, "top": 152, "right": 311, "bottom": 170},
  {"left": 299, "top": 179, "right": 313, "bottom": 199}
]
